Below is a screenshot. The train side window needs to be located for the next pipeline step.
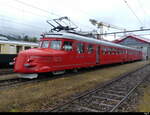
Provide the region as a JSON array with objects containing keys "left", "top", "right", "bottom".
[
  {"left": 108, "top": 48, "right": 111, "bottom": 54},
  {"left": 50, "top": 40, "right": 62, "bottom": 50},
  {"left": 102, "top": 47, "right": 105, "bottom": 55},
  {"left": 63, "top": 41, "right": 73, "bottom": 51},
  {"left": 87, "top": 44, "right": 94, "bottom": 53},
  {"left": 41, "top": 40, "right": 49, "bottom": 48},
  {"left": 115, "top": 48, "right": 117, "bottom": 54},
  {"left": 117, "top": 49, "right": 119, "bottom": 54},
  {"left": 112, "top": 48, "right": 114, "bottom": 55},
  {"left": 77, "top": 43, "right": 84, "bottom": 54}
]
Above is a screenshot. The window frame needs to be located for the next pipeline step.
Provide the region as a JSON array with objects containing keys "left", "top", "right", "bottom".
[
  {"left": 62, "top": 41, "right": 73, "bottom": 51},
  {"left": 41, "top": 40, "right": 50, "bottom": 48},
  {"left": 87, "top": 44, "right": 94, "bottom": 54},
  {"left": 50, "top": 40, "right": 62, "bottom": 50}
]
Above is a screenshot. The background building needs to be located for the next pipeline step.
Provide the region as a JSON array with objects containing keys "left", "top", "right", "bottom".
[
  {"left": 0, "top": 36, "right": 38, "bottom": 67},
  {"left": 113, "top": 35, "right": 150, "bottom": 60}
]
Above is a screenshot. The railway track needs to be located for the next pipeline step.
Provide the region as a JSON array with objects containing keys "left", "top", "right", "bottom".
[
  {"left": 0, "top": 69, "right": 14, "bottom": 75},
  {"left": 0, "top": 63, "right": 128, "bottom": 89},
  {"left": 50, "top": 64, "right": 150, "bottom": 112},
  {"left": 0, "top": 69, "right": 93, "bottom": 90},
  {"left": 0, "top": 75, "right": 58, "bottom": 90}
]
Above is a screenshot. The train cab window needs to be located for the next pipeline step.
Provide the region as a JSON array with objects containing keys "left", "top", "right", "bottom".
[
  {"left": 25, "top": 46, "right": 31, "bottom": 50},
  {"left": 63, "top": 41, "right": 73, "bottom": 51},
  {"left": 17, "top": 46, "right": 22, "bottom": 53},
  {"left": 39, "top": 41, "right": 42, "bottom": 48},
  {"left": 87, "top": 44, "right": 94, "bottom": 53},
  {"left": 77, "top": 43, "right": 84, "bottom": 54},
  {"left": 50, "top": 40, "right": 62, "bottom": 50},
  {"left": 41, "top": 40, "right": 49, "bottom": 48}
]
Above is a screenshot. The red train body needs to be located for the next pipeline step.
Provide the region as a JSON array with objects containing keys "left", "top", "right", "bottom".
[{"left": 14, "top": 32, "right": 143, "bottom": 79}]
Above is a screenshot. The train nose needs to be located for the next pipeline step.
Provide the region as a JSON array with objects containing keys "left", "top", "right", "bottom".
[
  {"left": 14, "top": 52, "right": 28, "bottom": 73},
  {"left": 14, "top": 49, "right": 52, "bottom": 73}
]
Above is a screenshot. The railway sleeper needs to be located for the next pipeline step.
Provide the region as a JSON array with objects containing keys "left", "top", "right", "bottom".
[
  {"left": 103, "top": 90, "right": 126, "bottom": 97},
  {"left": 75, "top": 105, "right": 100, "bottom": 112},
  {"left": 104, "top": 89, "right": 127, "bottom": 95},
  {"left": 92, "top": 101, "right": 115, "bottom": 108},
  {"left": 102, "top": 92, "right": 125, "bottom": 98},
  {"left": 77, "top": 103, "right": 110, "bottom": 112},
  {"left": 96, "top": 94, "right": 123, "bottom": 100},
  {"left": 92, "top": 95, "right": 120, "bottom": 102}
]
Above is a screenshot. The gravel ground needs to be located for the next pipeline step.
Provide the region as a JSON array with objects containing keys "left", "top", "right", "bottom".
[
  {"left": 114, "top": 73, "right": 150, "bottom": 112},
  {"left": 0, "top": 74, "right": 18, "bottom": 81}
]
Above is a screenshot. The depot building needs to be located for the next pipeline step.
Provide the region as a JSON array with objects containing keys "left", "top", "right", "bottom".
[{"left": 113, "top": 35, "right": 150, "bottom": 60}]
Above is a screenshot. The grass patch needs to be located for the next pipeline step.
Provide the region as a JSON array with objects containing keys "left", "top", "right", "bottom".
[
  {"left": 138, "top": 86, "right": 150, "bottom": 112},
  {"left": 0, "top": 74, "right": 18, "bottom": 81}
]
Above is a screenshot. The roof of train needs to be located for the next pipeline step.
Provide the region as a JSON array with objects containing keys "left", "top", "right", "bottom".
[
  {"left": 0, "top": 40, "right": 38, "bottom": 46},
  {"left": 43, "top": 32, "right": 140, "bottom": 51}
]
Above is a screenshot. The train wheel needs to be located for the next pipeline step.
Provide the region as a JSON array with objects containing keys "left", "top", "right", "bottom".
[
  {"left": 52, "top": 70, "right": 66, "bottom": 75},
  {"left": 72, "top": 68, "right": 78, "bottom": 73}
]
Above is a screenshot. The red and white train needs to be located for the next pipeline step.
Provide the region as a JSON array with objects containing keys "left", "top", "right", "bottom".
[{"left": 13, "top": 32, "right": 143, "bottom": 79}]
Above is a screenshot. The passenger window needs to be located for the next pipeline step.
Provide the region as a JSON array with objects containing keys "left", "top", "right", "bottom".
[
  {"left": 63, "top": 41, "right": 73, "bottom": 51},
  {"left": 50, "top": 40, "right": 62, "bottom": 50},
  {"left": 77, "top": 43, "right": 84, "bottom": 54},
  {"left": 102, "top": 47, "right": 105, "bottom": 55},
  {"left": 87, "top": 44, "right": 94, "bottom": 53},
  {"left": 41, "top": 40, "right": 49, "bottom": 48}
]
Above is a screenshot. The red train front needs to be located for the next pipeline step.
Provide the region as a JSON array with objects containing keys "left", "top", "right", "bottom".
[{"left": 14, "top": 37, "right": 73, "bottom": 78}]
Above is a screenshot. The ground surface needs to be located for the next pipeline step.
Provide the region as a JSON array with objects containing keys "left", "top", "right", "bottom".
[
  {"left": 137, "top": 76, "right": 150, "bottom": 112},
  {"left": 0, "top": 60, "right": 149, "bottom": 112}
]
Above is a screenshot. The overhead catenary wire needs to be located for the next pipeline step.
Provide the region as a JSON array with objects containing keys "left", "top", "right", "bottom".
[
  {"left": 98, "top": 28, "right": 150, "bottom": 35},
  {"left": 123, "top": 0, "right": 144, "bottom": 26},
  {"left": 2, "top": 0, "right": 149, "bottom": 40},
  {"left": 1, "top": 4, "right": 51, "bottom": 20},
  {"left": 136, "top": 0, "right": 150, "bottom": 28},
  {"left": 13, "top": 0, "right": 61, "bottom": 17},
  {"left": 3, "top": 0, "right": 98, "bottom": 35}
]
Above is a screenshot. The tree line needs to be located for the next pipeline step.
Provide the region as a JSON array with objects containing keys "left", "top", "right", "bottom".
[{"left": 0, "top": 34, "right": 38, "bottom": 43}]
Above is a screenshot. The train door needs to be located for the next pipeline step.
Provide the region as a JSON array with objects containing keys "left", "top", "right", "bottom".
[{"left": 96, "top": 46, "right": 100, "bottom": 64}]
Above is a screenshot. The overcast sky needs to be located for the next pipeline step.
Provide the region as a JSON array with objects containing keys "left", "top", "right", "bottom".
[{"left": 0, "top": 0, "right": 150, "bottom": 41}]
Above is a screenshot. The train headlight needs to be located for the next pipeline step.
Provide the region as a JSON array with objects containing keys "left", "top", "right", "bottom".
[
  {"left": 24, "top": 63, "right": 36, "bottom": 67},
  {"left": 24, "top": 64, "right": 31, "bottom": 67}
]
